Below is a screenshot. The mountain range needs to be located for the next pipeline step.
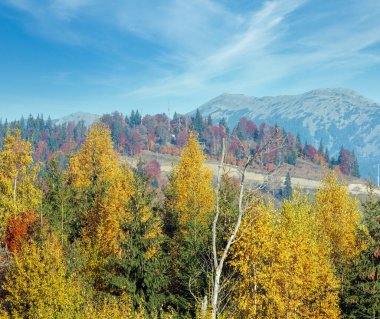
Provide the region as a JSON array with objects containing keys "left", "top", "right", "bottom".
[
  {"left": 196, "top": 88, "right": 380, "bottom": 178},
  {"left": 53, "top": 88, "right": 380, "bottom": 179}
]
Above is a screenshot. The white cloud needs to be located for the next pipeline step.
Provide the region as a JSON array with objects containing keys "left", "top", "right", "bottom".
[
  {"left": 2, "top": 0, "right": 380, "bottom": 108},
  {"left": 124, "top": 0, "right": 380, "bottom": 103}
]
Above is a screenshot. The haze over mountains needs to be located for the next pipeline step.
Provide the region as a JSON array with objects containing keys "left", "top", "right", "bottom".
[{"left": 196, "top": 88, "right": 380, "bottom": 178}]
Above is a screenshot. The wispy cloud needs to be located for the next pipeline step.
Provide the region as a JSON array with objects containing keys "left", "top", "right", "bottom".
[
  {"left": 2, "top": 0, "right": 380, "bottom": 113},
  {"left": 123, "top": 0, "right": 309, "bottom": 97}
]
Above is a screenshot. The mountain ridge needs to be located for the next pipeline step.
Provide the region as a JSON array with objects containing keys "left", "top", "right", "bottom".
[
  {"left": 195, "top": 88, "right": 380, "bottom": 178},
  {"left": 54, "top": 112, "right": 100, "bottom": 127}
]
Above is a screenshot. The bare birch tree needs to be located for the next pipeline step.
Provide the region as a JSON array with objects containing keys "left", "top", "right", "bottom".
[{"left": 211, "top": 130, "right": 285, "bottom": 319}]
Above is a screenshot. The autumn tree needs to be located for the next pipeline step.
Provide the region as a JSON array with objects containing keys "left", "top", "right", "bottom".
[
  {"left": 314, "top": 173, "right": 366, "bottom": 266},
  {"left": 0, "top": 129, "right": 41, "bottom": 222},
  {"left": 67, "top": 122, "right": 133, "bottom": 257},
  {"left": 236, "top": 117, "right": 257, "bottom": 141},
  {"left": 210, "top": 128, "right": 286, "bottom": 319},
  {"left": 231, "top": 195, "right": 341, "bottom": 318},
  {"left": 164, "top": 131, "right": 214, "bottom": 313},
  {"left": 3, "top": 237, "right": 82, "bottom": 318},
  {"left": 230, "top": 200, "right": 276, "bottom": 317},
  {"left": 166, "top": 131, "right": 214, "bottom": 229},
  {"left": 81, "top": 294, "right": 140, "bottom": 319},
  {"left": 218, "top": 118, "right": 229, "bottom": 134},
  {"left": 104, "top": 170, "right": 168, "bottom": 314},
  {"left": 3, "top": 210, "right": 36, "bottom": 252}
]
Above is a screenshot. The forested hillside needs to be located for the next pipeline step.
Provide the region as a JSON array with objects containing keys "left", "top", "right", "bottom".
[
  {"left": 0, "top": 110, "right": 360, "bottom": 178},
  {"left": 0, "top": 124, "right": 377, "bottom": 318},
  {"left": 196, "top": 88, "right": 379, "bottom": 177}
]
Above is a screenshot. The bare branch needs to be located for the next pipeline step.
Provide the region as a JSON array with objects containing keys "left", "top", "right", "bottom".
[
  {"left": 189, "top": 273, "right": 201, "bottom": 303},
  {"left": 212, "top": 138, "right": 226, "bottom": 269},
  {"left": 211, "top": 129, "right": 285, "bottom": 319}
]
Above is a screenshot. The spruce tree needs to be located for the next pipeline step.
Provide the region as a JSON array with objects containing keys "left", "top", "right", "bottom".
[
  {"left": 135, "top": 110, "right": 142, "bottom": 126},
  {"left": 105, "top": 170, "right": 168, "bottom": 314},
  {"left": 318, "top": 139, "right": 324, "bottom": 154},
  {"left": 296, "top": 133, "right": 302, "bottom": 153},
  {"left": 324, "top": 147, "right": 330, "bottom": 164},
  {"left": 207, "top": 114, "right": 213, "bottom": 126},
  {"left": 341, "top": 189, "right": 380, "bottom": 318},
  {"left": 130, "top": 110, "right": 136, "bottom": 127},
  {"left": 350, "top": 150, "right": 360, "bottom": 178},
  {"left": 193, "top": 109, "right": 203, "bottom": 134},
  {"left": 286, "top": 150, "right": 297, "bottom": 165},
  {"left": 42, "top": 158, "right": 76, "bottom": 242},
  {"left": 129, "top": 110, "right": 142, "bottom": 127},
  {"left": 163, "top": 132, "right": 213, "bottom": 314},
  {"left": 219, "top": 117, "right": 229, "bottom": 134},
  {"left": 283, "top": 171, "right": 292, "bottom": 200}
]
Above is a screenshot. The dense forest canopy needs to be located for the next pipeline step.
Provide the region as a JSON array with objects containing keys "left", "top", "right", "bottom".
[{"left": 0, "top": 121, "right": 376, "bottom": 318}]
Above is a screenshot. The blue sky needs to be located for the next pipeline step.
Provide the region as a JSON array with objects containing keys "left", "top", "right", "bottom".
[{"left": 0, "top": 0, "right": 380, "bottom": 120}]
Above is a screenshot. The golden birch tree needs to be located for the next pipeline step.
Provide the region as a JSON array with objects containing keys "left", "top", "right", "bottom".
[
  {"left": 231, "top": 195, "right": 341, "bottom": 318},
  {"left": 67, "top": 122, "right": 132, "bottom": 257},
  {"left": 166, "top": 131, "right": 214, "bottom": 228},
  {"left": 4, "top": 238, "right": 82, "bottom": 318},
  {"left": 0, "top": 129, "right": 41, "bottom": 221},
  {"left": 163, "top": 132, "right": 214, "bottom": 312},
  {"left": 314, "top": 173, "right": 366, "bottom": 265}
]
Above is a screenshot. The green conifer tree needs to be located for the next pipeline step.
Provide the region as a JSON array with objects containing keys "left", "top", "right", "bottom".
[
  {"left": 340, "top": 188, "right": 380, "bottom": 318},
  {"left": 350, "top": 150, "right": 360, "bottom": 178},
  {"left": 207, "top": 114, "right": 213, "bottom": 126},
  {"left": 318, "top": 139, "right": 324, "bottom": 154},
  {"left": 104, "top": 170, "right": 168, "bottom": 314},
  {"left": 219, "top": 117, "right": 229, "bottom": 134},
  {"left": 193, "top": 109, "right": 203, "bottom": 134},
  {"left": 324, "top": 147, "right": 330, "bottom": 164},
  {"left": 283, "top": 171, "right": 292, "bottom": 200}
]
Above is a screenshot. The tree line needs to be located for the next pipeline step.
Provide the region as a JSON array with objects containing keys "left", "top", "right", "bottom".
[{"left": 0, "top": 110, "right": 360, "bottom": 178}]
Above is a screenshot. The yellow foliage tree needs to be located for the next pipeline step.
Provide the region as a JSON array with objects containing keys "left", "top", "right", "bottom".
[
  {"left": 81, "top": 294, "right": 138, "bottom": 319},
  {"left": 230, "top": 200, "right": 276, "bottom": 317},
  {"left": 231, "top": 196, "right": 341, "bottom": 318},
  {"left": 167, "top": 131, "right": 214, "bottom": 227},
  {"left": 4, "top": 238, "right": 82, "bottom": 319},
  {"left": 314, "top": 173, "right": 366, "bottom": 265},
  {"left": 67, "top": 123, "right": 132, "bottom": 256},
  {"left": 68, "top": 123, "right": 119, "bottom": 189},
  {"left": 0, "top": 129, "right": 41, "bottom": 221}
]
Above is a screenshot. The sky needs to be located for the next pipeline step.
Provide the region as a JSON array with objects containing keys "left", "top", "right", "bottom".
[{"left": 0, "top": 0, "right": 380, "bottom": 120}]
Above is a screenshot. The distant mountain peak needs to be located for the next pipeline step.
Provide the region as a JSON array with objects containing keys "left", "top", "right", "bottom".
[
  {"left": 306, "top": 87, "right": 357, "bottom": 94},
  {"left": 195, "top": 88, "right": 380, "bottom": 177},
  {"left": 54, "top": 112, "right": 100, "bottom": 127}
]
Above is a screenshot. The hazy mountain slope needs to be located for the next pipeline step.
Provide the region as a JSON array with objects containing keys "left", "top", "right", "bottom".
[
  {"left": 196, "top": 88, "right": 380, "bottom": 178},
  {"left": 54, "top": 112, "right": 100, "bottom": 127}
]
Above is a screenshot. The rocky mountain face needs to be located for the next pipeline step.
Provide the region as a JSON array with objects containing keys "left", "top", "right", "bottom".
[
  {"left": 54, "top": 112, "right": 100, "bottom": 127},
  {"left": 196, "top": 88, "right": 380, "bottom": 178}
]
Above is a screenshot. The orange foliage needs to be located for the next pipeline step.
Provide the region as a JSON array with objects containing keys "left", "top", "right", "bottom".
[
  {"left": 158, "top": 144, "right": 181, "bottom": 156},
  {"left": 4, "top": 211, "right": 36, "bottom": 252}
]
